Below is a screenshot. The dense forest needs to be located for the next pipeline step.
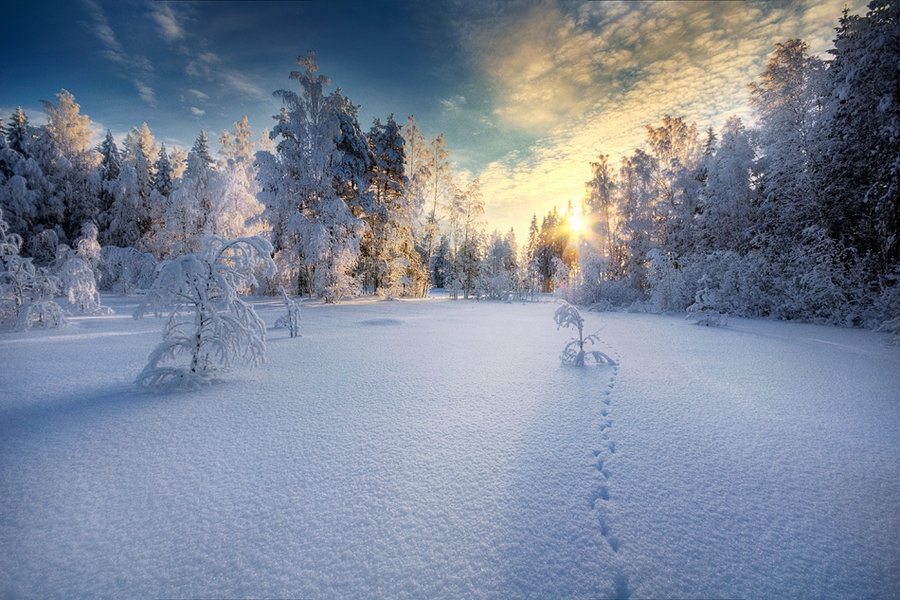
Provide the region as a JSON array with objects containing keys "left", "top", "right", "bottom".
[{"left": 0, "top": 1, "right": 897, "bottom": 336}]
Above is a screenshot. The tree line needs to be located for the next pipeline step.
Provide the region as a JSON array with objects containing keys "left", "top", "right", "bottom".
[{"left": 527, "top": 0, "right": 898, "bottom": 335}]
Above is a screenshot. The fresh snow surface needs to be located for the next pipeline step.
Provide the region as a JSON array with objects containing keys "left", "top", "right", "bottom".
[{"left": 1, "top": 294, "right": 898, "bottom": 599}]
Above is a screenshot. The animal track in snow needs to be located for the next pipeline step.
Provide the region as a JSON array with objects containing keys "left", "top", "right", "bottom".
[{"left": 590, "top": 345, "right": 622, "bottom": 563}]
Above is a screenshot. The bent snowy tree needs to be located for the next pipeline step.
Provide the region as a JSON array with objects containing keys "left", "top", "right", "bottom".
[
  {"left": 134, "top": 235, "right": 276, "bottom": 391},
  {"left": 554, "top": 301, "right": 615, "bottom": 366}
]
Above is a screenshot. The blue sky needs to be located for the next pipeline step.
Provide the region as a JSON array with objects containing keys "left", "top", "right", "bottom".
[{"left": 0, "top": 0, "right": 865, "bottom": 238}]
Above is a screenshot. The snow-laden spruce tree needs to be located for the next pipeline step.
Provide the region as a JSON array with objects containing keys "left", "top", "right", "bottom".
[
  {"left": 255, "top": 51, "right": 366, "bottom": 302},
  {"left": 162, "top": 131, "right": 219, "bottom": 255},
  {"left": 554, "top": 300, "right": 615, "bottom": 366},
  {"left": 134, "top": 235, "right": 276, "bottom": 391}
]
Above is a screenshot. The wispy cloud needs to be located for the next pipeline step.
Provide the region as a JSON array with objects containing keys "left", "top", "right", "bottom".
[
  {"left": 185, "top": 51, "right": 220, "bottom": 79},
  {"left": 221, "top": 71, "right": 266, "bottom": 99},
  {"left": 80, "top": 0, "right": 125, "bottom": 63},
  {"left": 455, "top": 0, "right": 868, "bottom": 236},
  {"left": 440, "top": 94, "right": 467, "bottom": 112},
  {"left": 190, "top": 106, "right": 205, "bottom": 117},
  {"left": 80, "top": 0, "right": 156, "bottom": 107},
  {"left": 134, "top": 80, "right": 157, "bottom": 107},
  {"left": 150, "top": 4, "right": 185, "bottom": 43},
  {"left": 186, "top": 89, "right": 210, "bottom": 101}
]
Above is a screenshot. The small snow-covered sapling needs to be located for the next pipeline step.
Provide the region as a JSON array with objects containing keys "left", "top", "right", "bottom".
[
  {"left": 275, "top": 285, "right": 302, "bottom": 337},
  {"left": 554, "top": 300, "right": 615, "bottom": 366}
]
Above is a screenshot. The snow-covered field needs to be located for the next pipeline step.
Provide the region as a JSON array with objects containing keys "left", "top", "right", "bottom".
[{"left": 1, "top": 294, "right": 898, "bottom": 599}]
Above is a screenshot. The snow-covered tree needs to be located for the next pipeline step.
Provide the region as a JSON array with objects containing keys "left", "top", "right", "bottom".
[
  {"left": 818, "top": 1, "right": 899, "bottom": 280},
  {"left": 97, "top": 245, "right": 159, "bottom": 295},
  {"left": 256, "top": 51, "right": 366, "bottom": 302},
  {"left": 458, "top": 178, "right": 485, "bottom": 299},
  {"left": 97, "top": 130, "right": 122, "bottom": 239},
  {"left": 59, "top": 249, "right": 101, "bottom": 314},
  {"left": 5, "top": 107, "right": 31, "bottom": 156},
  {"left": 215, "top": 117, "right": 263, "bottom": 240},
  {"left": 585, "top": 154, "right": 617, "bottom": 261},
  {"left": 123, "top": 123, "right": 158, "bottom": 166},
  {"left": 647, "top": 248, "right": 688, "bottom": 312},
  {"left": 363, "top": 114, "right": 424, "bottom": 298},
  {"left": 1, "top": 113, "right": 62, "bottom": 241},
  {"left": 59, "top": 222, "right": 105, "bottom": 314},
  {"left": 616, "top": 150, "right": 656, "bottom": 294},
  {"left": 0, "top": 208, "right": 65, "bottom": 330},
  {"left": 697, "top": 117, "right": 755, "bottom": 253},
  {"left": 152, "top": 143, "right": 174, "bottom": 198},
  {"left": 163, "top": 130, "right": 219, "bottom": 255},
  {"left": 106, "top": 142, "right": 149, "bottom": 250},
  {"left": 421, "top": 133, "right": 451, "bottom": 285},
  {"left": 523, "top": 214, "right": 540, "bottom": 300},
  {"left": 478, "top": 228, "right": 518, "bottom": 300},
  {"left": 554, "top": 300, "right": 614, "bottom": 366},
  {"left": 275, "top": 285, "right": 301, "bottom": 337},
  {"left": 749, "top": 39, "right": 825, "bottom": 249},
  {"left": 42, "top": 89, "right": 100, "bottom": 240},
  {"left": 134, "top": 235, "right": 276, "bottom": 391},
  {"left": 645, "top": 115, "right": 703, "bottom": 256}
]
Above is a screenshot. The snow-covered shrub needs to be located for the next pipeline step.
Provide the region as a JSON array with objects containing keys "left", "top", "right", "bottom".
[
  {"left": 275, "top": 285, "right": 301, "bottom": 337},
  {"left": 0, "top": 208, "right": 65, "bottom": 330},
  {"left": 75, "top": 222, "right": 102, "bottom": 273},
  {"left": 16, "top": 298, "right": 66, "bottom": 330},
  {"left": 59, "top": 249, "right": 102, "bottom": 313},
  {"left": 687, "top": 275, "right": 728, "bottom": 326},
  {"left": 477, "top": 271, "right": 513, "bottom": 301},
  {"left": 26, "top": 228, "right": 60, "bottom": 266},
  {"left": 554, "top": 300, "right": 615, "bottom": 366},
  {"left": 54, "top": 223, "right": 107, "bottom": 314},
  {"left": 134, "top": 235, "right": 276, "bottom": 391},
  {"left": 98, "top": 246, "right": 159, "bottom": 294}
]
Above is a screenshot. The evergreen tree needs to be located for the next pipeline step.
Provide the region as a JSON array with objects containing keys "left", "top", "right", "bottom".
[
  {"left": 819, "top": 1, "right": 900, "bottom": 279},
  {"left": 163, "top": 131, "right": 218, "bottom": 255},
  {"left": 152, "top": 143, "right": 174, "bottom": 198},
  {"left": 6, "top": 107, "right": 31, "bottom": 156},
  {"left": 257, "top": 51, "right": 365, "bottom": 302}
]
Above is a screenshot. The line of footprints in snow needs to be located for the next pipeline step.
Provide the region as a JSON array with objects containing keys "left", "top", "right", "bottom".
[{"left": 589, "top": 348, "right": 632, "bottom": 599}]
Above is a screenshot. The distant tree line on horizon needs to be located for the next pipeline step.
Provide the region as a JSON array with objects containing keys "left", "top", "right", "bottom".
[{"left": 0, "top": 0, "right": 897, "bottom": 337}]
